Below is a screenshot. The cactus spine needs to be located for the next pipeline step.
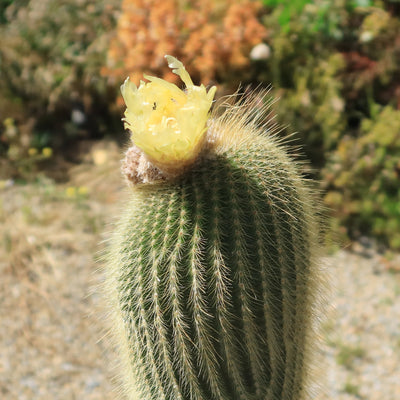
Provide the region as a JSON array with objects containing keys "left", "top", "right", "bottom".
[{"left": 106, "top": 56, "right": 321, "bottom": 400}]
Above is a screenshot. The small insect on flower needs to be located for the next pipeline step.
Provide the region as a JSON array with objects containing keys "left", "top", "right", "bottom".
[{"left": 120, "top": 55, "right": 216, "bottom": 174}]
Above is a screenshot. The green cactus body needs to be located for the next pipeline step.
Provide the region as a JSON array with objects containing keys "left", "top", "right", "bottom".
[
  {"left": 106, "top": 56, "right": 321, "bottom": 400},
  {"left": 107, "top": 99, "right": 320, "bottom": 400}
]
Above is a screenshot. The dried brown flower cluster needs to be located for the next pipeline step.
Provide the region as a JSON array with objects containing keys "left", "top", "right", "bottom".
[{"left": 102, "top": 0, "right": 267, "bottom": 86}]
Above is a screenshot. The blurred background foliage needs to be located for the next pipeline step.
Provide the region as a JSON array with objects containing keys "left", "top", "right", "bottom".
[
  {"left": 0, "top": 0, "right": 120, "bottom": 165},
  {"left": 103, "top": 0, "right": 267, "bottom": 86},
  {"left": 1, "top": 0, "right": 400, "bottom": 249}
]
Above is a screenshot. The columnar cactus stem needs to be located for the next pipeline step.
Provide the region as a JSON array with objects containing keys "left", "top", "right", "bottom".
[{"left": 106, "top": 56, "right": 322, "bottom": 400}]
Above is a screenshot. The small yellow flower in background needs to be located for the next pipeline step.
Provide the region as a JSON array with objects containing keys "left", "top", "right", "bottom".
[
  {"left": 77, "top": 186, "right": 89, "bottom": 196},
  {"left": 65, "top": 186, "right": 89, "bottom": 199},
  {"left": 42, "top": 147, "right": 53, "bottom": 158},
  {"left": 4, "top": 117, "right": 14, "bottom": 128},
  {"left": 66, "top": 187, "right": 77, "bottom": 198},
  {"left": 28, "top": 148, "right": 38, "bottom": 156},
  {"left": 3, "top": 118, "right": 18, "bottom": 140},
  {"left": 120, "top": 55, "right": 216, "bottom": 173}
]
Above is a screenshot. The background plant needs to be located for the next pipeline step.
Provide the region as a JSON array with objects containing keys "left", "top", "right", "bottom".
[
  {"left": 253, "top": 0, "right": 400, "bottom": 248},
  {"left": 323, "top": 105, "right": 400, "bottom": 249},
  {"left": 103, "top": 0, "right": 267, "bottom": 87},
  {"left": 0, "top": 0, "right": 120, "bottom": 169}
]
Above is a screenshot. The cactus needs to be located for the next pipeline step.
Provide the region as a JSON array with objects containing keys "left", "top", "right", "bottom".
[{"left": 106, "top": 56, "right": 321, "bottom": 400}]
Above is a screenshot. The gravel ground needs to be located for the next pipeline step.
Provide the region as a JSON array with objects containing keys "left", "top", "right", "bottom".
[
  {"left": 1, "top": 145, "right": 399, "bottom": 399},
  {"left": 320, "top": 246, "right": 400, "bottom": 400}
]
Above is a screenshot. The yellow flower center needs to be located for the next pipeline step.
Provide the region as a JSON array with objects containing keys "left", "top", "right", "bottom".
[{"left": 121, "top": 55, "right": 216, "bottom": 174}]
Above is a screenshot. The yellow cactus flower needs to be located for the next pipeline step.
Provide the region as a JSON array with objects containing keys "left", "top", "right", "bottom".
[{"left": 121, "top": 55, "right": 216, "bottom": 174}]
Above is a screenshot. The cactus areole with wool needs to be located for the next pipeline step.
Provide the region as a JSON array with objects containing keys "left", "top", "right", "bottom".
[{"left": 107, "top": 56, "right": 321, "bottom": 400}]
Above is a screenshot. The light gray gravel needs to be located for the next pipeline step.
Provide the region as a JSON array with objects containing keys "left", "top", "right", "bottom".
[
  {"left": 1, "top": 172, "right": 399, "bottom": 399},
  {"left": 319, "top": 244, "right": 400, "bottom": 400}
]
